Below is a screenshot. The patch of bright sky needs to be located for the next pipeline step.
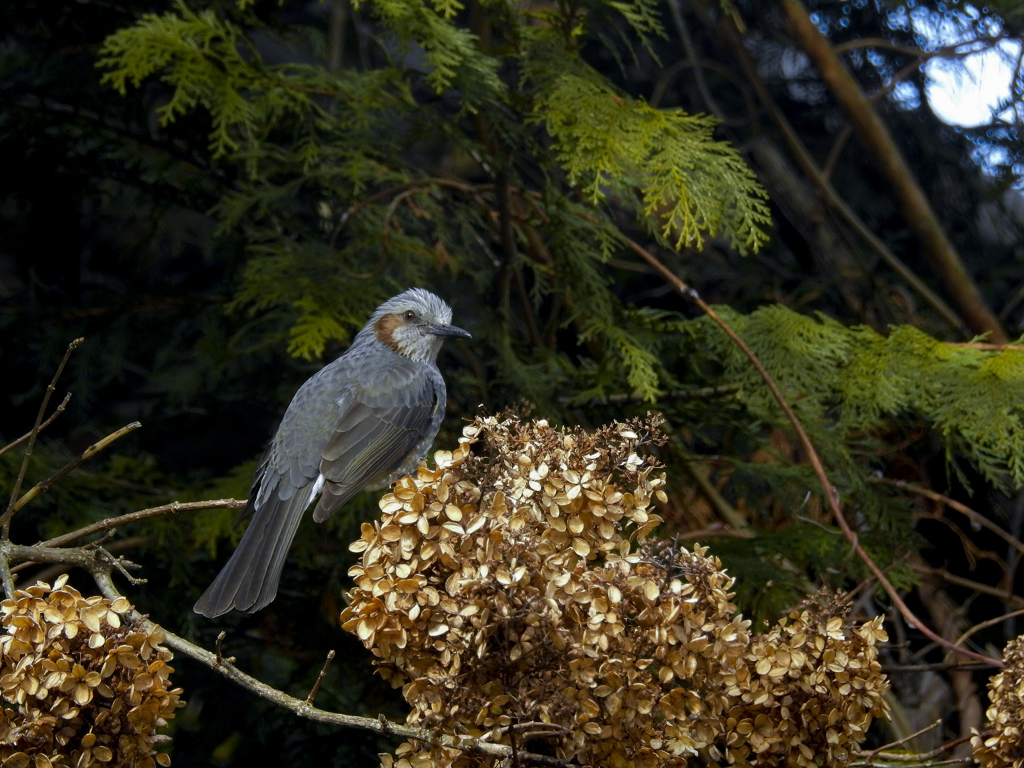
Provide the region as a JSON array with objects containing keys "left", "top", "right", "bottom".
[
  {"left": 889, "top": 4, "right": 1020, "bottom": 126},
  {"left": 886, "top": 2, "right": 1021, "bottom": 177}
]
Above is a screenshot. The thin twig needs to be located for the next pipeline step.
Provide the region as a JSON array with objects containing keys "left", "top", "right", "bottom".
[
  {"left": 2, "top": 422, "right": 142, "bottom": 519},
  {"left": 872, "top": 477, "right": 1024, "bottom": 557},
  {"left": 306, "top": 650, "right": 336, "bottom": 705},
  {"left": 873, "top": 734, "right": 976, "bottom": 762},
  {"left": 859, "top": 720, "right": 942, "bottom": 759},
  {"left": 622, "top": 236, "right": 1000, "bottom": 667},
  {"left": 559, "top": 385, "right": 739, "bottom": 406},
  {"left": 955, "top": 607, "right": 1024, "bottom": 648},
  {"left": 852, "top": 758, "right": 971, "bottom": 767},
  {"left": 36, "top": 498, "right": 247, "bottom": 549},
  {"left": 912, "top": 564, "right": 1024, "bottom": 608},
  {"left": 0, "top": 392, "right": 73, "bottom": 460},
  {"left": 4, "top": 338, "right": 84, "bottom": 538},
  {"left": 881, "top": 661, "right": 993, "bottom": 673},
  {"left": 18, "top": 535, "right": 152, "bottom": 581},
  {"left": 215, "top": 631, "right": 236, "bottom": 666}
]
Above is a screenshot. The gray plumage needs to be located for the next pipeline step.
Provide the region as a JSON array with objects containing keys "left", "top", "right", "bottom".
[{"left": 194, "top": 288, "right": 470, "bottom": 617}]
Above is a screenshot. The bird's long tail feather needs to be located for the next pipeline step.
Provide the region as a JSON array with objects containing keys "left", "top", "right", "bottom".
[{"left": 193, "top": 490, "right": 308, "bottom": 617}]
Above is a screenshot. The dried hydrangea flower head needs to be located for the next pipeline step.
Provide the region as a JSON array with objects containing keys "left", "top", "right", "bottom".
[
  {"left": 342, "top": 415, "right": 890, "bottom": 768},
  {"left": 972, "top": 635, "right": 1024, "bottom": 768},
  {"left": 0, "top": 576, "right": 182, "bottom": 768},
  {"left": 709, "top": 592, "right": 890, "bottom": 768}
]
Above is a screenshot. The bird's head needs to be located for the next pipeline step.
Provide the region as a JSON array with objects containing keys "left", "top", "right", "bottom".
[{"left": 370, "top": 288, "right": 471, "bottom": 363}]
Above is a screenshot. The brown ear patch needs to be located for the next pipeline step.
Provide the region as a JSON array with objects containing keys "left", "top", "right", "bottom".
[{"left": 374, "top": 313, "right": 404, "bottom": 353}]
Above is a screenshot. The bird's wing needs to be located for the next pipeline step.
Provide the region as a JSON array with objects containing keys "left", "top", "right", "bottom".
[{"left": 312, "top": 374, "right": 440, "bottom": 522}]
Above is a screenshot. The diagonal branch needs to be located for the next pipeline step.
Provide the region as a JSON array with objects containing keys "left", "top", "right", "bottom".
[
  {"left": 0, "top": 392, "right": 73, "bottom": 461},
  {"left": 779, "top": 0, "right": 1007, "bottom": 342},
  {"left": 710, "top": 15, "right": 966, "bottom": 335},
  {"left": 622, "top": 235, "right": 1001, "bottom": 667},
  {"left": 0, "top": 543, "right": 571, "bottom": 766},
  {"left": 871, "top": 477, "right": 1024, "bottom": 558},
  {"left": 2, "top": 422, "right": 142, "bottom": 520},
  {"left": 4, "top": 338, "right": 84, "bottom": 537},
  {"left": 84, "top": 570, "right": 572, "bottom": 767},
  {"left": 36, "top": 498, "right": 247, "bottom": 549}
]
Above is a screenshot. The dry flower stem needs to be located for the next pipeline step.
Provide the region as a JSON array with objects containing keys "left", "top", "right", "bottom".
[
  {"left": 306, "top": 650, "right": 336, "bottom": 705},
  {"left": 622, "top": 236, "right": 1000, "bottom": 668},
  {"left": 3, "top": 337, "right": 84, "bottom": 536},
  {"left": 0, "top": 391, "right": 73, "bottom": 461},
  {"left": 8, "top": 422, "right": 142, "bottom": 515},
  {"left": 36, "top": 499, "right": 247, "bottom": 549},
  {"left": 871, "top": 477, "right": 1024, "bottom": 558}
]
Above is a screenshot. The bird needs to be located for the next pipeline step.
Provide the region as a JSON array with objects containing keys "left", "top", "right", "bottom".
[{"left": 194, "top": 288, "right": 471, "bottom": 617}]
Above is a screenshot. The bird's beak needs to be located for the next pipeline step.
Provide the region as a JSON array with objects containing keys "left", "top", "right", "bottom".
[{"left": 427, "top": 323, "right": 472, "bottom": 339}]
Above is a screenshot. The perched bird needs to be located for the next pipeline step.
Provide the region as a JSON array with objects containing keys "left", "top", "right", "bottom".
[{"left": 194, "top": 288, "right": 471, "bottom": 617}]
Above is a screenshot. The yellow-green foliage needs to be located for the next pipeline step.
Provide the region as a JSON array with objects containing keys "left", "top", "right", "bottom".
[
  {"left": 531, "top": 58, "right": 771, "bottom": 253},
  {"left": 697, "top": 306, "right": 1024, "bottom": 490},
  {"left": 95, "top": 0, "right": 772, "bottom": 391}
]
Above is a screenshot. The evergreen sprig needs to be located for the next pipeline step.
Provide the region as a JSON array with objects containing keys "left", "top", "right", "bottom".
[
  {"left": 693, "top": 307, "right": 1024, "bottom": 492},
  {"left": 528, "top": 51, "right": 772, "bottom": 253},
  {"left": 97, "top": 0, "right": 773, "bottom": 390}
]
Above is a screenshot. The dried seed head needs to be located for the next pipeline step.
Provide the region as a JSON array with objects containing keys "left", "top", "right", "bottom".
[
  {"left": 342, "top": 415, "right": 889, "bottom": 768},
  {"left": 0, "top": 577, "right": 182, "bottom": 768},
  {"left": 972, "top": 635, "right": 1024, "bottom": 768}
]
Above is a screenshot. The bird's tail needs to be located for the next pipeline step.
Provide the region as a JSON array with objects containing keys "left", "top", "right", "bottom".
[{"left": 193, "top": 490, "right": 309, "bottom": 618}]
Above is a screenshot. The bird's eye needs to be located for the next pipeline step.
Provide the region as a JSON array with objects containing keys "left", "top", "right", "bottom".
[{"left": 403, "top": 310, "right": 417, "bottom": 322}]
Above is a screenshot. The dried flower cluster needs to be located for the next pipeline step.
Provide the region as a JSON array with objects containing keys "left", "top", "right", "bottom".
[
  {"left": 341, "top": 415, "right": 890, "bottom": 768},
  {"left": 972, "top": 635, "right": 1024, "bottom": 768},
  {"left": 0, "top": 577, "right": 182, "bottom": 768},
  {"left": 712, "top": 604, "right": 889, "bottom": 768}
]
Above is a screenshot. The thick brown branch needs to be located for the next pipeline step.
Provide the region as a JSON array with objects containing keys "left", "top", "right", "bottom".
[
  {"left": 711, "top": 17, "right": 966, "bottom": 334},
  {"left": 780, "top": 0, "right": 1007, "bottom": 342}
]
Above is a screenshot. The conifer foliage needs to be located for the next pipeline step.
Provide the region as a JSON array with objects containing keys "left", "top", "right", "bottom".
[{"left": 96, "top": 0, "right": 770, "bottom": 384}]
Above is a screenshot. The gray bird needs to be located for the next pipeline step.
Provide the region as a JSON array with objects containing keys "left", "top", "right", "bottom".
[{"left": 194, "top": 288, "right": 470, "bottom": 617}]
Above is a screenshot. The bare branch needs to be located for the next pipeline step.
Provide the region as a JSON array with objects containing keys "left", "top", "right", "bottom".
[
  {"left": 306, "top": 649, "right": 335, "bottom": 706},
  {"left": 0, "top": 555, "right": 570, "bottom": 767},
  {"left": 859, "top": 719, "right": 942, "bottom": 759},
  {"left": 3, "top": 422, "right": 142, "bottom": 521},
  {"left": 622, "top": 235, "right": 1002, "bottom": 667},
  {"left": 872, "top": 477, "right": 1024, "bottom": 557},
  {"left": 36, "top": 497, "right": 246, "bottom": 549},
  {"left": 780, "top": 0, "right": 1007, "bottom": 342},
  {"left": 955, "top": 608, "right": 1024, "bottom": 647},
  {"left": 0, "top": 392, "right": 73, "bottom": 461},
  {"left": 4, "top": 338, "right": 84, "bottom": 537}
]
